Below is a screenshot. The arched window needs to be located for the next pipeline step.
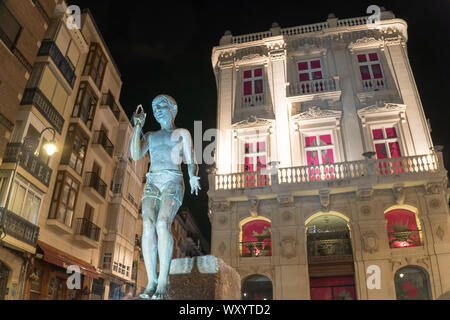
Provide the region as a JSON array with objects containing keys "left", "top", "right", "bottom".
[
  {"left": 395, "top": 267, "right": 431, "bottom": 300},
  {"left": 240, "top": 219, "right": 272, "bottom": 257},
  {"left": 242, "top": 275, "right": 273, "bottom": 300},
  {"left": 385, "top": 209, "right": 421, "bottom": 248}
]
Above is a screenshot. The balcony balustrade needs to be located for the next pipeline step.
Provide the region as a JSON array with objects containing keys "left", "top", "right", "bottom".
[
  {"left": 213, "top": 153, "right": 441, "bottom": 191},
  {"left": 3, "top": 143, "right": 53, "bottom": 187},
  {"left": 240, "top": 241, "right": 272, "bottom": 257},
  {"left": 21, "top": 88, "right": 64, "bottom": 134},
  {"left": 307, "top": 238, "right": 353, "bottom": 257},
  {"left": 362, "top": 78, "right": 386, "bottom": 92},
  {"left": 388, "top": 230, "right": 422, "bottom": 248},
  {"left": 0, "top": 208, "right": 40, "bottom": 247},
  {"left": 92, "top": 131, "right": 114, "bottom": 158},
  {"left": 84, "top": 172, "right": 107, "bottom": 199},
  {"left": 75, "top": 218, "right": 100, "bottom": 242},
  {"left": 100, "top": 93, "right": 121, "bottom": 121},
  {"left": 243, "top": 93, "right": 265, "bottom": 108},
  {"left": 288, "top": 78, "right": 339, "bottom": 97},
  {"left": 38, "top": 40, "right": 76, "bottom": 88}
]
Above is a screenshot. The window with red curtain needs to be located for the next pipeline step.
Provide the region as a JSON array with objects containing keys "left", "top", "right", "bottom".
[
  {"left": 244, "top": 140, "right": 268, "bottom": 187},
  {"left": 310, "top": 276, "right": 356, "bottom": 300},
  {"left": 243, "top": 68, "right": 264, "bottom": 96},
  {"left": 372, "top": 127, "right": 402, "bottom": 159},
  {"left": 304, "top": 133, "right": 335, "bottom": 180},
  {"left": 298, "top": 59, "right": 323, "bottom": 82},
  {"left": 241, "top": 220, "right": 272, "bottom": 257},
  {"left": 357, "top": 52, "right": 384, "bottom": 81},
  {"left": 385, "top": 209, "right": 421, "bottom": 248}
]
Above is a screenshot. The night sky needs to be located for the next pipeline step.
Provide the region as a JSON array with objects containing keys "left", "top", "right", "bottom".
[{"left": 71, "top": 0, "right": 449, "bottom": 243}]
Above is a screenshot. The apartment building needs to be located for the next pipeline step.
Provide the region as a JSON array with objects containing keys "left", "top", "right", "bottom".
[
  {"left": 208, "top": 11, "right": 449, "bottom": 300},
  {"left": 0, "top": 2, "right": 148, "bottom": 300},
  {"left": 172, "top": 206, "right": 210, "bottom": 259}
]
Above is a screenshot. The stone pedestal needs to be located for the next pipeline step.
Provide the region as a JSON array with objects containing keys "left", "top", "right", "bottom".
[{"left": 168, "top": 255, "right": 241, "bottom": 300}]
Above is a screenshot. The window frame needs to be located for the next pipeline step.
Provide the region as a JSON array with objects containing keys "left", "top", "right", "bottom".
[
  {"left": 7, "top": 177, "right": 42, "bottom": 224},
  {"left": 302, "top": 131, "right": 336, "bottom": 166},
  {"left": 297, "top": 58, "right": 324, "bottom": 83},
  {"left": 242, "top": 67, "right": 264, "bottom": 97},
  {"left": 83, "top": 43, "right": 108, "bottom": 90},
  {"left": 48, "top": 171, "right": 80, "bottom": 228},
  {"left": 357, "top": 52, "right": 385, "bottom": 82},
  {"left": 72, "top": 81, "right": 98, "bottom": 130},
  {"left": 61, "top": 124, "right": 89, "bottom": 176},
  {"left": 370, "top": 125, "right": 404, "bottom": 159}
]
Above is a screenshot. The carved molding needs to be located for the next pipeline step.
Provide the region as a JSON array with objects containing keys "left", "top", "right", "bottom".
[
  {"left": 281, "top": 237, "right": 297, "bottom": 259},
  {"left": 357, "top": 187, "right": 373, "bottom": 201},
  {"left": 393, "top": 185, "right": 405, "bottom": 205},
  {"left": 277, "top": 195, "right": 294, "bottom": 207},
  {"left": 361, "top": 231, "right": 379, "bottom": 254},
  {"left": 232, "top": 115, "right": 275, "bottom": 129},
  {"left": 319, "top": 189, "right": 330, "bottom": 212},
  {"left": 360, "top": 205, "right": 372, "bottom": 216},
  {"left": 249, "top": 199, "right": 259, "bottom": 218},
  {"left": 292, "top": 106, "right": 342, "bottom": 122},
  {"left": 357, "top": 103, "right": 406, "bottom": 124},
  {"left": 436, "top": 225, "right": 445, "bottom": 241}
]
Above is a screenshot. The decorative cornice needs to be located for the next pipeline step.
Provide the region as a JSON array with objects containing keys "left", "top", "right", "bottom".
[
  {"left": 357, "top": 103, "right": 406, "bottom": 118},
  {"left": 292, "top": 106, "right": 342, "bottom": 122},
  {"left": 232, "top": 115, "right": 275, "bottom": 129}
]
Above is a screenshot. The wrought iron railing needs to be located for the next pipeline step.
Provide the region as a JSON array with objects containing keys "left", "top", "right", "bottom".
[
  {"left": 75, "top": 218, "right": 100, "bottom": 242},
  {"left": 307, "top": 238, "right": 353, "bottom": 257},
  {"left": 3, "top": 143, "right": 53, "bottom": 187},
  {"left": 0, "top": 208, "right": 40, "bottom": 247},
  {"left": 388, "top": 230, "right": 422, "bottom": 248},
  {"left": 21, "top": 88, "right": 64, "bottom": 134},
  {"left": 84, "top": 172, "right": 107, "bottom": 198},
  {"left": 92, "top": 131, "right": 114, "bottom": 158},
  {"left": 240, "top": 241, "right": 272, "bottom": 257},
  {"left": 127, "top": 193, "right": 139, "bottom": 210},
  {"left": 38, "top": 40, "right": 76, "bottom": 88},
  {"left": 101, "top": 92, "right": 121, "bottom": 120}
]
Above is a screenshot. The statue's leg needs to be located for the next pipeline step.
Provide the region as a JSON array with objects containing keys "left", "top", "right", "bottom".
[
  {"left": 139, "top": 197, "right": 158, "bottom": 300},
  {"left": 152, "top": 195, "right": 181, "bottom": 300}
]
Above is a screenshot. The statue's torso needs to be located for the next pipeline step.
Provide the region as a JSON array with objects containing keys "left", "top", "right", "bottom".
[{"left": 147, "top": 129, "right": 184, "bottom": 172}]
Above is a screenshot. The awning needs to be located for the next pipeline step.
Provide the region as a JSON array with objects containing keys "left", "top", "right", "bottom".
[{"left": 37, "top": 241, "right": 99, "bottom": 279}]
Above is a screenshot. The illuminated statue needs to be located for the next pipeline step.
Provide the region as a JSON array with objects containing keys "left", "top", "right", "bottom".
[{"left": 130, "top": 95, "right": 201, "bottom": 300}]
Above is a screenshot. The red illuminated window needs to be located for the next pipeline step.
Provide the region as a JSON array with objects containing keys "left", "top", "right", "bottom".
[
  {"left": 241, "top": 220, "right": 272, "bottom": 257},
  {"left": 304, "top": 133, "right": 335, "bottom": 181},
  {"left": 372, "top": 127, "right": 402, "bottom": 159},
  {"left": 357, "top": 52, "right": 384, "bottom": 81},
  {"left": 244, "top": 140, "right": 268, "bottom": 187},
  {"left": 385, "top": 209, "right": 421, "bottom": 248},
  {"left": 243, "top": 68, "right": 264, "bottom": 96},
  {"left": 298, "top": 59, "right": 323, "bottom": 82}
]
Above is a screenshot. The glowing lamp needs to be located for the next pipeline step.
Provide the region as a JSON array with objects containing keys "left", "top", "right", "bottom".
[{"left": 43, "top": 141, "right": 57, "bottom": 156}]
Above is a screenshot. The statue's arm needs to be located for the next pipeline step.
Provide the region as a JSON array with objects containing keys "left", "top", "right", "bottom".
[
  {"left": 130, "top": 124, "right": 149, "bottom": 161},
  {"left": 181, "top": 129, "right": 198, "bottom": 178}
]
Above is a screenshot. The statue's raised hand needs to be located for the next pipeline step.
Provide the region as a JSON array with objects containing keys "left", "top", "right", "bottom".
[
  {"left": 190, "top": 176, "right": 201, "bottom": 196},
  {"left": 133, "top": 105, "right": 146, "bottom": 127}
]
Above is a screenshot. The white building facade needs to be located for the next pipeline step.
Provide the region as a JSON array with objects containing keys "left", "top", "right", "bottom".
[{"left": 208, "top": 11, "right": 450, "bottom": 300}]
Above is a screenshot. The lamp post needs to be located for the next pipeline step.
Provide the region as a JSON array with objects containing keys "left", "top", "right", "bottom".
[{"left": 0, "top": 127, "right": 57, "bottom": 300}]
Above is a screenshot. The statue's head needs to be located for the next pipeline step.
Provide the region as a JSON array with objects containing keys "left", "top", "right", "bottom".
[{"left": 152, "top": 95, "right": 178, "bottom": 124}]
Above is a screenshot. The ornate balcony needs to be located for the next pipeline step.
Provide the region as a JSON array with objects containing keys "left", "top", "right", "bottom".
[
  {"left": 287, "top": 77, "right": 341, "bottom": 102},
  {"left": 362, "top": 78, "right": 386, "bottom": 92},
  {"left": 211, "top": 153, "right": 443, "bottom": 194},
  {"left": 3, "top": 143, "right": 53, "bottom": 187},
  {"left": 243, "top": 93, "right": 265, "bottom": 108},
  {"left": 240, "top": 241, "right": 272, "bottom": 257},
  {"left": 21, "top": 88, "right": 64, "bottom": 134},
  {"left": 74, "top": 218, "right": 100, "bottom": 248},
  {"left": 0, "top": 208, "right": 40, "bottom": 247},
  {"left": 38, "top": 40, "right": 76, "bottom": 88}
]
